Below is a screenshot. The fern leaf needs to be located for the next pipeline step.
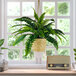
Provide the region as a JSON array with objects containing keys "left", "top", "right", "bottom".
[
  {"left": 41, "top": 19, "right": 50, "bottom": 25},
  {"left": 44, "top": 34, "right": 58, "bottom": 50},
  {"left": 25, "top": 35, "right": 37, "bottom": 56},
  {"left": 1, "top": 47, "right": 8, "bottom": 49},
  {"left": 13, "top": 34, "right": 26, "bottom": 46},
  {"left": 38, "top": 12, "right": 45, "bottom": 23},
  {"left": 33, "top": 8, "right": 39, "bottom": 21},
  {"left": 0, "top": 39, "right": 4, "bottom": 47}
]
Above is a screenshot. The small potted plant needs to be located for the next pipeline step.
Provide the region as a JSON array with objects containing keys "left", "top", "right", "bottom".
[
  {"left": 0, "top": 39, "right": 8, "bottom": 72},
  {"left": 72, "top": 49, "right": 76, "bottom": 70}
]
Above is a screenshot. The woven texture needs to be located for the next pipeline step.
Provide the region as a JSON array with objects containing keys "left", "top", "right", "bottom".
[{"left": 32, "top": 39, "right": 46, "bottom": 52}]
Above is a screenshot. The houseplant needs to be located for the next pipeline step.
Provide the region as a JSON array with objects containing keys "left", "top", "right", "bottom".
[
  {"left": 0, "top": 39, "right": 8, "bottom": 72},
  {"left": 72, "top": 49, "right": 76, "bottom": 70},
  {"left": 12, "top": 9, "right": 65, "bottom": 61}
]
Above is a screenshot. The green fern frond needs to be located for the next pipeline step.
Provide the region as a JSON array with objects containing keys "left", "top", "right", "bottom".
[
  {"left": 13, "top": 34, "right": 27, "bottom": 46},
  {"left": 41, "top": 19, "right": 50, "bottom": 25},
  {"left": 53, "top": 29, "right": 64, "bottom": 35},
  {"left": 38, "top": 12, "right": 46, "bottom": 23},
  {"left": 25, "top": 35, "right": 37, "bottom": 56},
  {"left": 0, "top": 39, "right": 4, "bottom": 47},
  {"left": 44, "top": 33, "right": 58, "bottom": 50},
  {"left": 33, "top": 8, "right": 39, "bottom": 21},
  {"left": 12, "top": 24, "right": 26, "bottom": 27}
]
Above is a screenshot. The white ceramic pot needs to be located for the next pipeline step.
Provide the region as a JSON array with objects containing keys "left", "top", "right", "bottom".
[{"left": 34, "top": 51, "right": 43, "bottom": 64}]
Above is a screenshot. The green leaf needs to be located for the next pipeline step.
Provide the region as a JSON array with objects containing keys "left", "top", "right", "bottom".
[
  {"left": 51, "top": 19, "right": 55, "bottom": 22},
  {"left": 74, "top": 53, "right": 76, "bottom": 56},
  {"left": 14, "top": 17, "right": 36, "bottom": 29},
  {"left": 38, "top": 12, "right": 45, "bottom": 23},
  {"left": 21, "top": 17, "right": 36, "bottom": 22},
  {"left": 53, "top": 29, "right": 66, "bottom": 40},
  {"left": 55, "top": 34, "right": 62, "bottom": 42},
  {"left": 44, "top": 34, "right": 58, "bottom": 50},
  {"left": 44, "top": 22, "right": 54, "bottom": 28},
  {"left": 13, "top": 34, "right": 26, "bottom": 46},
  {"left": 53, "top": 29, "right": 64, "bottom": 35},
  {"left": 0, "top": 39, "right": 4, "bottom": 47},
  {"left": 12, "top": 26, "right": 32, "bottom": 34},
  {"left": 74, "top": 49, "right": 76, "bottom": 52},
  {"left": 12, "top": 24, "right": 26, "bottom": 27},
  {"left": 41, "top": 19, "right": 50, "bottom": 25},
  {"left": 25, "top": 35, "right": 37, "bottom": 56},
  {"left": 1, "top": 47, "right": 8, "bottom": 50},
  {"left": 33, "top": 8, "right": 39, "bottom": 21}
]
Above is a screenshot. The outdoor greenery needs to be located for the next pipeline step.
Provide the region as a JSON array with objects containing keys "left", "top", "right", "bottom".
[
  {"left": 73, "top": 49, "right": 76, "bottom": 61},
  {"left": 0, "top": 39, "right": 7, "bottom": 55},
  {"left": 12, "top": 9, "right": 65, "bottom": 56},
  {"left": 58, "top": 2, "right": 69, "bottom": 16},
  {"left": 8, "top": 48, "right": 20, "bottom": 60}
]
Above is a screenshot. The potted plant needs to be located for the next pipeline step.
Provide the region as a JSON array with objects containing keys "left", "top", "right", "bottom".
[
  {"left": 72, "top": 49, "right": 76, "bottom": 70},
  {"left": 12, "top": 9, "right": 65, "bottom": 63},
  {"left": 0, "top": 39, "right": 8, "bottom": 72},
  {"left": 0, "top": 39, "right": 8, "bottom": 61}
]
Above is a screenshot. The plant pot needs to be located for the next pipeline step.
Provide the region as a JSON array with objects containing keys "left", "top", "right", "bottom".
[
  {"left": 32, "top": 39, "right": 46, "bottom": 52},
  {"left": 32, "top": 39, "right": 46, "bottom": 64},
  {"left": 34, "top": 51, "right": 43, "bottom": 64},
  {"left": 72, "top": 62, "right": 76, "bottom": 70}
]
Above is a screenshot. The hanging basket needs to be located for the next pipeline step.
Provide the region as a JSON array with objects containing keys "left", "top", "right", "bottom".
[{"left": 32, "top": 39, "right": 46, "bottom": 52}]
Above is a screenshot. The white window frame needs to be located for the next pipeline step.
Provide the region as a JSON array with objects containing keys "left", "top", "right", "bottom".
[
  {"left": 0, "top": 0, "right": 75, "bottom": 69},
  {"left": 40, "top": 0, "right": 74, "bottom": 63}
]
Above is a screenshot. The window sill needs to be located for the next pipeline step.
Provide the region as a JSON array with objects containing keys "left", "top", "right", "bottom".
[
  {"left": 0, "top": 69, "right": 76, "bottom": 75},
  {"left": 8, "top": 64, "right": 46, "bottom": 69}
]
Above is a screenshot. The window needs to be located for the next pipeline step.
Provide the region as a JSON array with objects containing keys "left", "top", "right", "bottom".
[
  {"left": 40, "top": 0, "right": 73, "bottom": 62},
  {"left": 0, "top": 0, "right": 74, "bottom": 66}
]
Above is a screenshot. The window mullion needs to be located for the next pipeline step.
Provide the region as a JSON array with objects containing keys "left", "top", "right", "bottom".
[{"left": 55, "top": 0, "right": 58, "bottom": 55}]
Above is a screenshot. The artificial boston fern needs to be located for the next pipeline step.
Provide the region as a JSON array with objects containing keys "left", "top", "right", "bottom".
[{"left": 12, "top": 9, "right": 65, "bottom": 56}]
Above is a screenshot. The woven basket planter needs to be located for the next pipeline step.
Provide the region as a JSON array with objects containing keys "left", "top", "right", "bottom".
[{"left": 32, "top": 39, "right": 46, "bottom": 52}]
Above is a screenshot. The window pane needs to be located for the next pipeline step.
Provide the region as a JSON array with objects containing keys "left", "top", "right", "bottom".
[
  {"left": 58, "top": 2, "right": 70, "bottom": 16},
  {"left": 8, "top": 48, "right": 20, "bottom": 60},
  {"left": 22, "top": 2, "right": 35, "bottom": 16},
  {"left": 8, "top": 19, "right": 20, "bottom": 33},
  {"left": 57, "top": 48, "right": 70, "bottom": 56},
  {"left": 42, "top": 2, "right": 55, "bottom": 16},
  {"left": 43, "top": 48, "right": 55, "bottom": 60},
  {"left": 57, "top": 19, "right": 70, "bottom": 32},
  {"left": 46, "top": 48, "right": 55, "bottom": 56},
  {"left": 57, "top": 35, "right": 70, "bottom": 46},
  {"left": 22, "top": 49, "right": 34, "bottom": 60},
  {"left": 7, "top": 2, "right": 20, "bottom": 16},
  {"left": 8, "top": 35, "right": 20, "bottom": 46}
]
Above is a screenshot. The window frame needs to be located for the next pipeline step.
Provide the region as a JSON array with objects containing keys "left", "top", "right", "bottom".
[{"left": 0, "top": 0, "right": 75, "bottom": 68}]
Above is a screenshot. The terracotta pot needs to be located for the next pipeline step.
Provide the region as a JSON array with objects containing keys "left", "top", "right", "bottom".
[{"left": 32, "top": 39, "right": 46, "bottom": 52}]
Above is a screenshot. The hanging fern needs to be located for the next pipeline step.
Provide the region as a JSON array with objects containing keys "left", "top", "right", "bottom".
[{"left": 12, "top": 8, "right": 65, "bottom": 56}]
